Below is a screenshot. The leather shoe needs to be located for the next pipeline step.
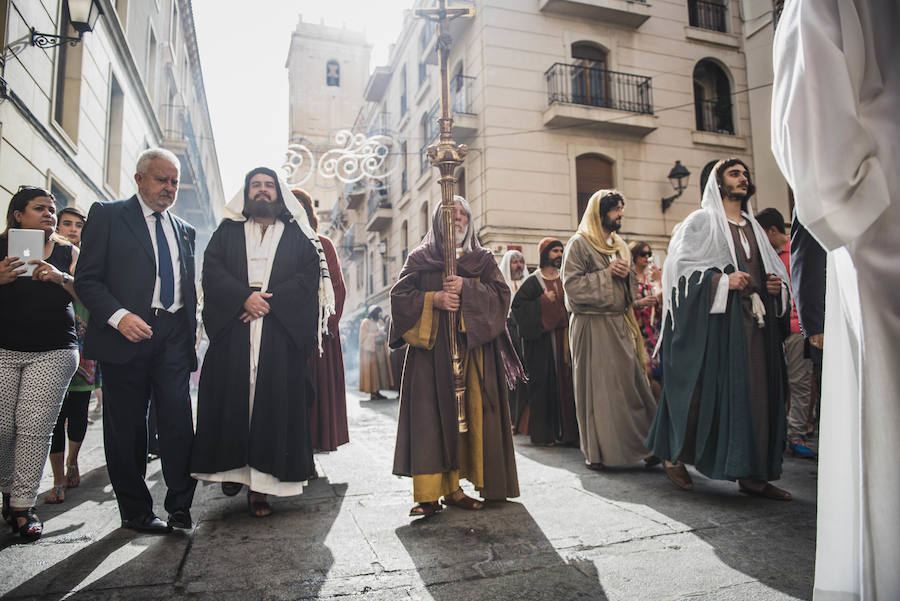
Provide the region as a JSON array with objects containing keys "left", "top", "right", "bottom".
[
  {"left": 221, "top": 481, "right": 242, "bottom": 496},
  {"left": 121, "top": 514, "right": 172, "bottom": 534},
  {"left": 664, "top": 462, "right": 694, "bottom": 490},
  {"left": 168, "top": 509, "right": 192, "bottom": 530}
]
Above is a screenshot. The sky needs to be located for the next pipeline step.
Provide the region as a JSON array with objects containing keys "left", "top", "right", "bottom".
[{"left": 192, "top": 0, "right": 413, "bottom": 196}]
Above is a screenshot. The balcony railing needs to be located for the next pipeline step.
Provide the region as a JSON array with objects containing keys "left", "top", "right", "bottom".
[
  {"left": 367, "top": 187, "right": 391, "bottom": 221},
  {"left": 688, "top": 0, "right": 727, "bottom": 33},
  {"left": 695, "top": 98, "right": 734, "bottom": 134},
  {"left": 545, "top": 63, "right": 653, "bottom": 114},
  {"left": 424, "top": 101, "right": 440, "bottom": 143},
  {"left": 451, "top": 74, "right": 476, "bottom": 115}
]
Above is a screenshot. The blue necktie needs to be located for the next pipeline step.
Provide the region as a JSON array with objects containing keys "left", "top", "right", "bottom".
[{"left": 153, "top": 212, "right": 175, "bottom": 309}]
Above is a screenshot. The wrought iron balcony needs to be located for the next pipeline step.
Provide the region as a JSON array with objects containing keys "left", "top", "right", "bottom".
[
  {"left": 546, "top": 63, "right": 653, "bottom": 114},
  {"left": 543, "top": 63, "right": 656, "bottom": 135},
  {"left": 695, "top": 98, "right": 734, "bottom": 134},
  {"left": 452, "top": 74, "right": 475, "bottom": 115},
  {"left": 366, "top": 187, "right": 392, "bottom": 232},
  {"left": 688, "top": 0, "right": 728, "bottom": 33}
]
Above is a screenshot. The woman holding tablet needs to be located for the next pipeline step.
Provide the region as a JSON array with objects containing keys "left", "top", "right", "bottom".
[{"left": 0, "top": 186, "right": 79, "bottom": 541}]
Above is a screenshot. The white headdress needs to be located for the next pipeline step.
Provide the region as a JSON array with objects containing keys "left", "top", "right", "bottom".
[
  {"left": 660, "top": 160, "right": 789, "bottom": 339},
  {"left": 223, "top": 167, "right": 336, "bottom": 355},
  {"left": 498, "top": 249, "right": 529, "bottom": 289}
]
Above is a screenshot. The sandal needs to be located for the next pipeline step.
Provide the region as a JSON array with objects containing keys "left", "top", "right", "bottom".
[
  {"left": 409, "top": 502, "right": 442, "bottom": 517},
  {"left": 65, "top": 463, "right": 80, "bottom": 488},
  {"left": 441, "top": 488, "right": 484, "bottom": 511},
  {"left": 738, "top": 482, "right": 792, "bottom": 501},
  {"left": 45, "top": 485, "right": 66, "bottom": 504},
  {"left": 247, "top": 491, "right": 272, "bottom": 517},
  {"left": 12, "top": 508, "right": 43, "bottom": 541}
]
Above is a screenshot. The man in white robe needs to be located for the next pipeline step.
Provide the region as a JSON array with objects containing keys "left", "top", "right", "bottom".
[{"left": 772, "top": 2, "right": 900, "bottom": 598}]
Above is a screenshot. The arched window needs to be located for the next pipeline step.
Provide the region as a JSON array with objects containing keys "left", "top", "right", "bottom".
[
  {"left": 693, "top": 60, "right": 733, "bottom": 134},
  {"left": 326, "top": 60, "right": 340, "bottom": 87},
  {"left": 571, "top": 42, "right": 608, "bottom": 107},
  {"left": 575, "top": 154, "right": 614, "bottom": 221}
]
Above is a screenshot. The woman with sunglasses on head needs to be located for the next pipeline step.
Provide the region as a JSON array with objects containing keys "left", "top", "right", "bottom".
[
  {"left": 0, "top": 186, "right": 80, "bottom": 540},
  {"left": 630, "top": 241, "right": 663, "bottom": 398}
]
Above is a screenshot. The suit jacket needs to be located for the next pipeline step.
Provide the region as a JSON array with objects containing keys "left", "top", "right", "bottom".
[
  {"left": 75, "top": 196, "right": 198, "bottom": 370},
  {"left": 789, "top": 212, "right": 826, "bottom": 338}
]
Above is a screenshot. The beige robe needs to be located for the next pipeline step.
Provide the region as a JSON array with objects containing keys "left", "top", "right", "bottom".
[
  {"left": 358, "top": 317, "right": 393, "bottom": 393},
  {"left": 562, "top": 234, "right": 656, "bottom": 466}
]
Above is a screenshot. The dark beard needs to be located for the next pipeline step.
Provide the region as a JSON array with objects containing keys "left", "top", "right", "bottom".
[
  {"left": 550, "top": 257, "right": 562, "bottom": 269},
  {"left": 246, "top": 198, "right": 282, "bottom": 219},
  {"left": 601, "top": 213, "right": 621, "bottom": 233}
]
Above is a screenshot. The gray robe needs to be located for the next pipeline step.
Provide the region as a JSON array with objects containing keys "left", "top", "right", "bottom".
[{"left": 562, "top": 234, "right": 656, "bottom": 466}]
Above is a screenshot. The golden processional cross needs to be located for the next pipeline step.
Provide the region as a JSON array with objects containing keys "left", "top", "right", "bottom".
[{"left": 415, "top": 0, "right": 474, "bottom": 433}]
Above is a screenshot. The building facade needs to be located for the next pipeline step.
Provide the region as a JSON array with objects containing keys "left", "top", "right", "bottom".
[
  {"left": 329, "top": 0, "right": 788, "bottom": 314},
  {"left": 284, "top": 15, "right": 371, "bottom": 313},
  {"left": 0, "top": 0, "right": 224, "bottom": 253}
]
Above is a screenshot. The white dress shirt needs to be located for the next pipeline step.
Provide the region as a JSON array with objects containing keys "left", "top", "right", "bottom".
[{"left": 108, "top": 194, "right": 183, "bottom": 328}]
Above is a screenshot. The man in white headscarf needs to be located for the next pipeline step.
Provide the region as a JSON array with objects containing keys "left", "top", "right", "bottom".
[
  {"left": 497, "top": 249, "right": 529, "bottom": 430},
  {"left": 646, "top": 159, "right": 792, "bottom": 499},
  {"left": 772, "top": 2, "right": 900, "bottom": 598},
  {"left": 190, "top": 166, "right": 334, "bottom": 518}
]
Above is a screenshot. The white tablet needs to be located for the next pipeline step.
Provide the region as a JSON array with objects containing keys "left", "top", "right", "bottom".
[{"left": 7, "top": 228, "right": 45, "bottom": 277}]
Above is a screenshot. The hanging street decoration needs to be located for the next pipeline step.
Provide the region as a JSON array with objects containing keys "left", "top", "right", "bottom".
[{"left": 283, "top": 129, "right": 396, "bottom": 187}]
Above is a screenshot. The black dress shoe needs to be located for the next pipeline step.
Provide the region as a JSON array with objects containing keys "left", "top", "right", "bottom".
[
  {"left": 121, "top": 514, "right": 172, "bottom": 534},
  {"left": 221, "top": 481, "right": 242, "bottom": 496},
  {"left": 168, "top": 509, "right": 192, "bottom": 530}
]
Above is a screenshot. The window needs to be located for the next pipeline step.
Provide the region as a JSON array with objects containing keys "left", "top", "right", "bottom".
[
  {"left": 688, "top": 0, "right": 727, "bottom": 33},
  {"left": 400, "top": 140, "right": 408, "bottom": 195},
  {"left": 455, "top": 167, "right": 466, "bottom": 199},
  {"left": 146, "top": 28, "right": 158, "bottom": 102},
  {"left": 420, "top": 202, "right": 429, "bottom": 241},
  {"left": 105, "top": 75, "right": 125, "bottom": 193},
  {"left": 50, "top": 179, "right": 74, "bottom": 212},
  {"left": 381, "top": 238, "right": 389, "bottom": 287},
  {"left": 401, "top": 220, "right": 409, "bottom": 262},
  {"left": 169, "top": 0, "right": 179, "bottom": 58},
  {"left": 693, "top": 59, "right": 734, "bottom": 134},
  {"left": 575, "top": 154, "right": 614, "bottom": 222},
  {"left": 418, "top": 61, "right": 427, "bottom": 87},
  {"left": 571, "top": 42, "right": 608, "bottom": 108},
  {"left": 327, "top": 60, "right": 340, "bottom": 87},
  {"left": 52, "top": 5, "right": 85, "bottom": 142}
]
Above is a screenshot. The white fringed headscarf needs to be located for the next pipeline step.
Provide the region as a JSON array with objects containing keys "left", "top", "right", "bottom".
[
  {"left": 659, "top": 160, "right": 789, "bottom": 343},
  {"left": 223, "top": 168, "right": 336, "bottom": 355}
]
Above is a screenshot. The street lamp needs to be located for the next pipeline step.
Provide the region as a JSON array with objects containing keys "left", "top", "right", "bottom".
[
  {"left": 31, "top": 0, "right": 104, "bottom": 49},
  {"left": 661, "top": 160, "right": 691, "bottom": 213}
]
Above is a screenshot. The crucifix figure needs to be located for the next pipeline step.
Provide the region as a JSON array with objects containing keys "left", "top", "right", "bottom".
[{"left": 415, "top": 0, "right": 474, "bottom": 433}]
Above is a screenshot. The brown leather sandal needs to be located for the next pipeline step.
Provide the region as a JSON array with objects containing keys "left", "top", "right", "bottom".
[
  {"left": 441, "top": 488, "right": 484, "bottom": 510},
  {"left": 409, "top": 502, "right": 442, "bottom": 517}
]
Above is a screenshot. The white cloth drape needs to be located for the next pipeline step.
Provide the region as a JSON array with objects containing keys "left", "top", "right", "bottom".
[{"left": 772, "top": 2, "right": 900, "bottom": 599}]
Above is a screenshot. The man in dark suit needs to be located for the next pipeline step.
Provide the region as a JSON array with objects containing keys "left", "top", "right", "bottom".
[{"left": 75, "top": 148, "right": 197, "bottom": 533}]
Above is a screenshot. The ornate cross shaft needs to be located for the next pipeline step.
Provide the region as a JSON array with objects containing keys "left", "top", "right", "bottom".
[{"left": 415, "top": 0, "right": 474, "bottom": 433}]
